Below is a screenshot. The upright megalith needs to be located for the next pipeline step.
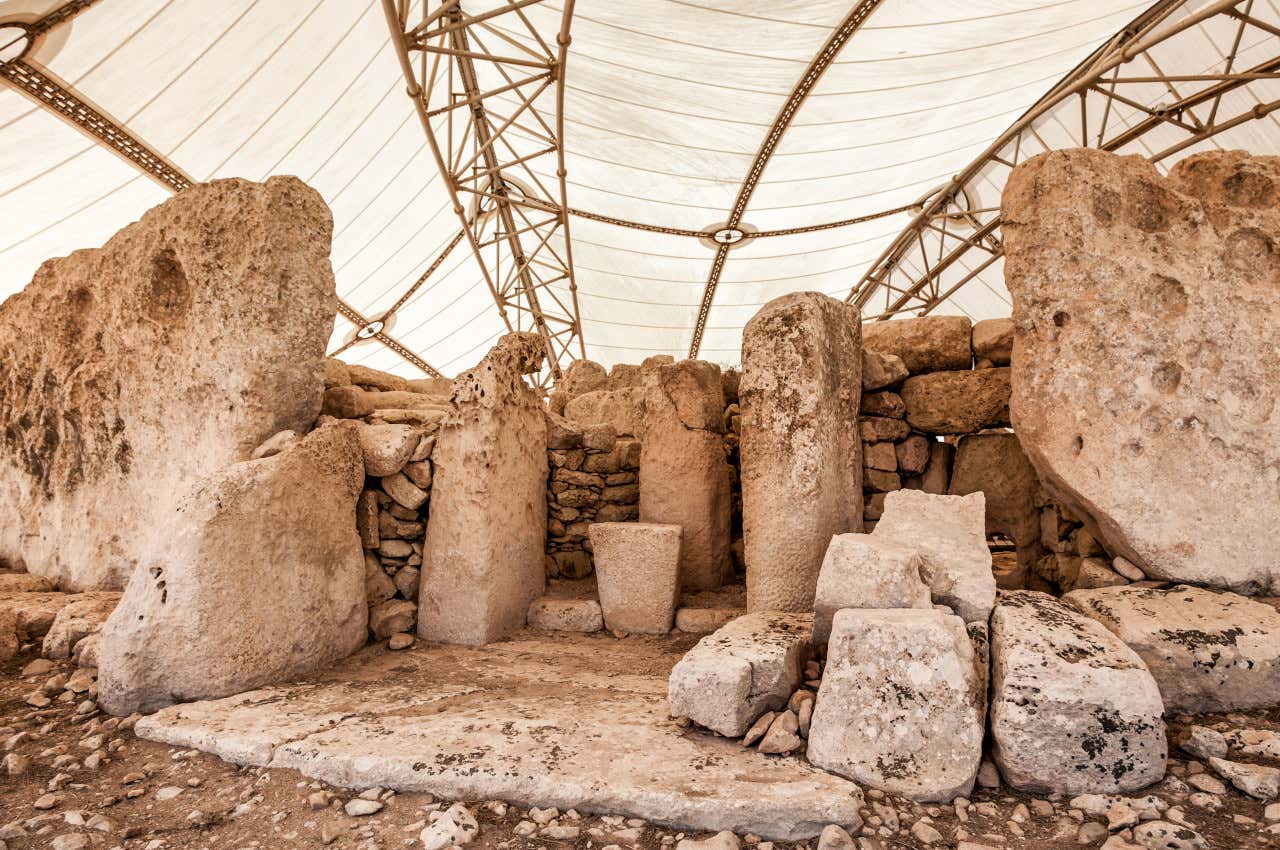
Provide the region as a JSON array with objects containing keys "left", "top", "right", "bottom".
[
  {"left": 740, "top": 292, "right": 862, "bottom": 612},
  {"left": 97, "top": 424, "right": 367, "bottom": 715},
  {"left": 0, "top": 176, "right": 336, "bottom": 589},
  {"left": 1003, "top": 148, "right": 1280, "bottom": 594},
  {"left": 640, "top": 360, "right": 731, "bottom": 590},
  {"left": 418, "top": 333, "right": 548, "bottom": 645}
]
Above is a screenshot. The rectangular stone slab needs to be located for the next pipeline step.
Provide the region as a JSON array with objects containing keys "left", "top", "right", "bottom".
[{"left": 136, "top": 634, "right": 860, "bottom": 841}]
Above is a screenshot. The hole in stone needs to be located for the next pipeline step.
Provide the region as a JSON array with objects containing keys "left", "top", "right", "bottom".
[
  {"left": 1073, "top": 435, "right": 1084, "bottom": 454},
  {"left": 1053, "top": 311, "right": 1070, "bottom": 327}
]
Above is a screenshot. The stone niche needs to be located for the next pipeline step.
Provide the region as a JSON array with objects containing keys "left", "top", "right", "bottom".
[
  {"left": 0, "top": 176, "right": 336, "bottom": 590},
  {"left": 1003, "top": 148, "right": 1280, "bottom": 594}
]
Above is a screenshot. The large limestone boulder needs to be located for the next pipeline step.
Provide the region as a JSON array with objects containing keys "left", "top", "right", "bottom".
[
  {"left": 563, "top": 387, "right": 646, "bottom": 437},
  {"left": 419, "top": 333, "right": 548, "bottom": 645},
  {"left": 668, "top": 612, "right": 813, "bottom": 737},
  {"left": 900, "top": 368, "right": 1011, "bottom": 434},
  {"left": 990, "top": 591, "right": 1166, "bottom": 795},
  {"left": 807, "top": 609, "right": 984, "bottom": 802},
  {"left": 862, "top": 316, "right": 972, "bottom": 374},
  {"left": 740, "top": 293, "right": 862, "bottom": 612},
  {"left": 948, "top": 433, "right": 1042, "bottom": 588},
  {"left": 1066, "top": 585, "right": 1280, "bottom": 714},
  {"left": 0, "top": 177, "right": 335, "bottom": 590},
  {"left": 812, "top": 534, "right": 931, "bottom": 643},
  {"left": 97, "top": 424, "right": 367, "bottom": 715},
  {"left": 871, "top": 490, "right": 995, "bottom": 622},
  {"left": 640, "top": 360, "right": 731, "bottom": 590},
  {"left": 1002, "top": 149, "right": 1280, "bottom": 593}
]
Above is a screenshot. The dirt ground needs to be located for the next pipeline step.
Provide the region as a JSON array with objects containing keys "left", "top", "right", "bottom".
[{"left": 1, "top": 637, "right": 1279, "bottom": 850}]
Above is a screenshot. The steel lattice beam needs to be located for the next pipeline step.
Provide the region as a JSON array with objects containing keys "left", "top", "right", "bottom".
[
  {"left": 381, "top": 0, "right": 584, "bottom": 389},
  {"left": 847, "top": 0, "right": 1280, "bottom": 319}
]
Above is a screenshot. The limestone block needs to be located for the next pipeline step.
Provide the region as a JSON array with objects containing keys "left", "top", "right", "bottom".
[
  {"left": 1070, "top": 558, "right": 1128, "bottom": 590},
  {"left": 1065, "top": 585, "right": 1280, "bottom": 714},
  {"left": 563, "top": 387, "right": 646, "bottom": 437},
  {"left": 97, "top": 424, "right": 367, "bottom": 715},
  {"left": 560, "top": 359, "right": 608, "bottom": 399},
  {"left": 0, "top": 591, "right": 80, "bottom": 641},
  {"left": 589, "top": 522, "right": 682, "bottom": 634},
  {"left": 862, "top": 441, "right": 897, "bottom": 472},
  {"left": 872, "top": 490, "right": 995, "bottom": 622},
  {"left": 812, "top": 534, "right": 931, "bottom": 643},
  {"left": 639, "top": 360, "right": 732, "bottom": 591},
  {"left": 668, "top": 612, "right": 813, "bottom": 737},
  {"left": 527, "top": 597, "right": 604, "bottom": 633},
  {"left": 861, "top": 349, "right": 908, "bottom": 391},
  {"left": 42, "top": 592, "right": 120, "bottom": 659},
  {"left": 895, "top": 434, "right": 930, "bottom": 475},
  {"left": 1002, "top": 149, "right": 1280, "bottom": 593},
  {"left": 948, "top": 433, "right": 1042, "bottom": 588},
  {"left": 859, "top": 417, "right": 909, "bottom": 443},
  {"left": 0, "top": 573, "right": 53, "bottom": 593},
  {"left": 971, "top": 318, "right": 1014, "bottom": 366},
  {"left": 917, "top": 441, "right": 954, "bottom": 494},
  {"left": 356, "top": 423, "right": 421, "bottom": 477},
  {"left": 544, "top": 410, "right": 584, "bottom": 450},
  {"left": 0, "top": 177, "right": 335, "bottom": 589},
  {"left": 807, "top": 609, "right": 984, "bottom": 801},
  {"left": 420, "top": 333, "right": 548, "bottom": 645},
  {"left": 370, "top": 599, "right": 417, "bottom": 640},
  {"left": 675, "top": 607, "right": 742, "bottom": 634},
  {"left": 900, "top": 369, "right": 1011, "bottom": 434},
  {"left": 740, "top": 292, "right": 862, "bottom": 613},
  {"left": 990, "top": 591, "right": 1166, "bottom": 795},
  {"left": 860, "top": 391, "right": 904, "bottom": 418},
  {"left": 348, "top": 364, "right": 411, "bottom": 392},
  {"left": 862, "top": 316, "right": 972, "bottom": 374}
]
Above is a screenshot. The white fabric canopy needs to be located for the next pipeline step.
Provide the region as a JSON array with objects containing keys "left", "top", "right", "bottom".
[{"left": 1, "top": 0, "right": 1277, "bottom": 376}]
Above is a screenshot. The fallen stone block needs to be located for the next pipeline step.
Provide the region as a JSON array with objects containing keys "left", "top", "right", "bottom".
[
  {"left": 42, "top": 592, "right": 120, "bottom": 660},
  {"left": 900, "top": 368, "right": 1011, "bottom": 435},
  {"left": 872, "top": 490, "right": 995, "bottom": 622},
  {"left": 807, "top": 608, "right": 984, "bottom": 801},
  {"left": 668, "top": 612, "right": 813, "bottom": 737},
  {"left": 740, "top": 292, "right": 862, "bottom": 613},
  {"left": 862, "top": 316, "right": 972, "bottom": 374},
  {"left": 1065, "top": 585, "right": 1280, "bottom": 714},
  {"left": 812, "top": 534, "right": 931, "bottom": 643},
  {"left": 526, "top": 597, "right": 604, "bottom": 633},
  {"left": 590, "top": 522, "right": 682, "bottom": 634},
  {"left": 990, "top": 591, "right": 1166, "bottom": 795},
  {"left": 97, "top": 424, "right": 367, "bottom": 715}
]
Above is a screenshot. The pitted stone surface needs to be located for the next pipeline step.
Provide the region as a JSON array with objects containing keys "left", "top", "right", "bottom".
[
  {"left": 0, "top": 176, "right": 335, "bottom": 589},
  {"left": 1003, "top": 149, "right": 1280, "bottom": 593},
  {"left": 990, "top": 591, "right": 1166, "bottom": 795},
  {"left": 1066, "top": 584, "right": 1280, "bottom": 714},
  {"left": 812, "top": 534, "right": 931, "bottom": 644},
  {"left": 668, "top": 612, "right": 813, "bottom": 737},
  {"left": 740, "top": 292, "right": 861, "bottom": 613},
  {"left": 900, "top": 369, "right": 1011, "bottom": 435},
  {"left": 807, "top": 608, "right": 983, "bottom": 802}
]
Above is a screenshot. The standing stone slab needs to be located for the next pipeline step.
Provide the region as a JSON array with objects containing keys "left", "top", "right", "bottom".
[
  {"left": 807, "top": 609, "right": 984, "bottom": 802},
  {"left": 97, "top": 424, "right": 367, "bottom": 715},
  {"left": 1003, "top": 149, "right": 1280, "bottom": 593},
  {"left": 948, "top": 433, "right": 1042, "bottom": 589},
  {"left": 872, "top": 490, "right": 995, "bottom": 623},
  {"left": 740, "top": 293, "right": 862, "bottom": 612},
  {"left": 1065, "top": 585, "right": 1280, "bottom": 714},
  {"left": 0, "top": 177, "right": 335, "bottom": 589},
  {"left": 990, "top": 591, "right": 1166, "bottom": 795},
  {"left": 668, "top": 612, "right": 813, "bottom": 737},
  {"left": 590, "top": 522, "right": 682, "bottom": 635},
  {"left": 862, "top": 316, "right": 972, "bottom": 374},
  {"left": 419, "top": 334, "right": 548, "bottom": 645},
  {"left": 812, "top": 534, "right": 931, "bottom": 644},
  {"left": 639, "top": 361, "right": 731, "bottom": 591}
]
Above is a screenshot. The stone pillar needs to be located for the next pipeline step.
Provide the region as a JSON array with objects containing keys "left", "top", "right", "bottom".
[
  {"left": 639, "top": 360, "right": 732, "bottom": 591},
  {"left": 740, "top": 292, "right": 862, "bottom": 612},
  {"left": 418, "top": 333, "right": 548, "bottom": 645}
]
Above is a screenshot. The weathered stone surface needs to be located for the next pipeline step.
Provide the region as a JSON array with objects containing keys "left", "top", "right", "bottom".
[
  {"left": 675, "top": 607, "right": 742, "bottom": 634},
  {"left": 872, "top": 490, "right": 995, "bottom": 623},
  {"left": 971, "top": 318, "right": 1013, "bottom": 367},
  {"left": 526, "top": 597, "right": 604, "bottom": 633},
  {"left": 370, "top": 599, "right": 417, "bottom": 640},
  {"left": 347, "top": 364, "right": 411, "bottom": 393},
  {"left": 990, "top": 592, "right": 1166, "bottom": 795},
  {"left": 0, "top": 177, "right": 335, "bottom": 589},
  {"left": 356, "top": 424, "right": 421, "bottom": 477},
  {"left": 948, "top": 433, "right": 1041, "bottom": 588},
  {"left": 1002, "top": 149, "right": 1280, "bottom": 593},
  {"left": 0, "top": 590, "right": 78, "bottom": 641},
  {"left": 560, "top": 359, "right": 608, "bottom": 400},
  {"left": 900, "top": 369, "right": 1011, "bottom": 435},
  {"left": 544, "top": 410, "right": 584, "bottom": 450},
  {"left": 668, "top": 612, "right": 812, "bottom": 737},
  {"left": 563, "top": 387, "right": 646, "bottom": 438},
  {"left": 812, "top": 534, "right": 930, "bottom": 643},
  {"left": 1065, "top": 585, "right": 1280, "bottom": 714},
  {"left": 807, "top": 609, "right": 983, "bottom": 801},
  {"left": 0, "top": 573, "right": 53, "bottom": 593},
  {"left": 42, "top": 592, "right": 120, "bottom": 659},
  {"left": 861, "top": 350, "right": 908, "bottom": 391},
  {"left": 1071, "top": 558, "right": 1128, "bottom": 590},
  {"left": 740, "top": 293, "right": 862, "bottom": 613},
  {"left": 420, "top": 334, "right": 547, "bottom": 645},
  {"left": 639, "top": 361, "right": 731, "bottom": 591},
  {"left": 97, "top": 424, "right": 367, "bottom": 715},
  {"left": 862, "top": 316, "right": 972, "bottom": 374},
  {"left": 589, "top": 522, "right": 682, "bottom": 635}
]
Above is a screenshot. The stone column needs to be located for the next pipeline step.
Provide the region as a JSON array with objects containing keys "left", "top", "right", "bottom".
[
  {"left": 418, "top": 333, "right": 548, "bottom": 645},
  {"left": 740, "top": 292, "right": 862, "bottom": 612},
  {"left": 639, "top": 360, "right": 732, "bottom": 591}
]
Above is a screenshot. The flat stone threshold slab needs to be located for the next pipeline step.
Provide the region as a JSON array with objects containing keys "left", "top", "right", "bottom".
[{"left": 136, "top": 631, "right": 862, "bottom": 840}]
